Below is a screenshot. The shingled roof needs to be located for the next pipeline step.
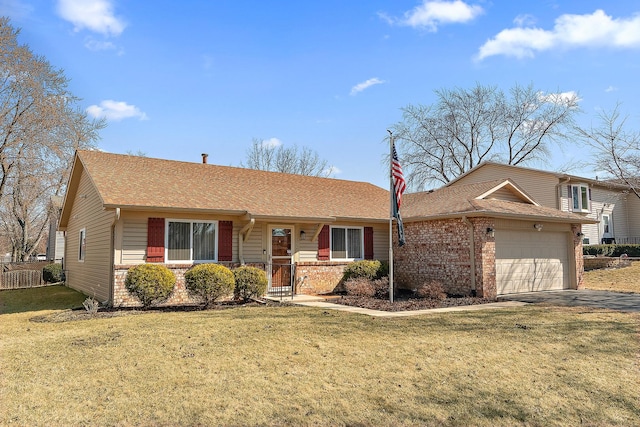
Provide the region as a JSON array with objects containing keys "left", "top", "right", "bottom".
[
  {"left": 402, "top": 179, "right": 594, "bottom": 223},
  {"left": 62, "top": 150, "right": 390, "bottom": 223}
]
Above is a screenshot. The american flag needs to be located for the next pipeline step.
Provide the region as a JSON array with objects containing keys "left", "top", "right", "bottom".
[{"left": 392, "top": 142, "right": 406, "bottom": 208}]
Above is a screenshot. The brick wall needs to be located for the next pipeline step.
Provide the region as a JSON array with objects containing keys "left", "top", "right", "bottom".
[
  {"left": 394, "top": 217, "right": 496, "bottom": 298},
  {"left": 112, "top": 262, "right": 255, "bottom": 307},
  {"left": 295, "top": 262, "right": 350, "bottom": 294},
  {"left": 583, "top": 256, "right": 631, "bottom": 271}
]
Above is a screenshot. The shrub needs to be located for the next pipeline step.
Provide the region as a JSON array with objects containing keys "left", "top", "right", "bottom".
[
  {"left": 372, "top": 277, "right": 390, "bottom": 299},
  {"left": 184, "top": 263, "right": 235, "bottom": 308},
  {"left": 42, "top": 263, "right": 64, "bottom": 283},
  {"left": 583, "top": 244, "right": 640, "bottom": 257},
  {"left": 343, "top": 260, "right": 384, "bottom": 281},
  {"left": 344, "top": 277, "right": 376, "bottom": 297},
  {"left": 83, "top": 296, "right": 100, "bottom": 316},
  {"left": 415, "top": 280, "right": 446, "bottom": 300},
  {"left": 125, "top": 264, "right": 176, "bottom": 308},
  {"left": 233, "top": 266, "right": 268, "bottom": 301}
]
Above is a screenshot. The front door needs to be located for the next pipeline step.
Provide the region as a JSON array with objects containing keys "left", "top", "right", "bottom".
[{"left": 269, "top": 227, "right": 293, "bottom": 294}]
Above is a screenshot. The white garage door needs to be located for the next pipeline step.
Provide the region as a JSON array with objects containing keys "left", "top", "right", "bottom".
[{"left": 495, "top": 230, "right": 570, "bottom": 295}]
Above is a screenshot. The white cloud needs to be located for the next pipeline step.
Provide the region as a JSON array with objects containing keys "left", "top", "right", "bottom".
[
  {"left": 86, "top": 100, "right": 147, "bottom": 121},
  {"left": 477, "top": 9, "right": 640, "bottom": 60},
  {"left": 57, "top": 0, "right": 126, "bottom": 36},
  {"left": 84, "top": 38, "right": 116, "bottom": 51},
  {"left": 350, "top": 78, "right": 385, "bottom": 96},
  {"left": 261, "top": 138, "right": 282, "bottom": 149},
  {"left": 605, "top": 85, "right": 618, "bottom": 93},
  {"left": 387, "top": 0, "right": 483, "bottom": 31},
  {"left": 513, "top": 14, "right": 536, "bottom": 27},
  {"left": 538, "top": 90, "right": 581, "bottom": 106},
  {"left": 324, "top": 166, "right": 341, "bottom": 176}
]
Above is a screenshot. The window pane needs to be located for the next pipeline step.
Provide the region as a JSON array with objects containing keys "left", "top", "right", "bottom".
[
  {"left": 347, "top": 228, "right": 362, "bottom": 258},
  {"left": 193, "top": 222, "right": 216, "bottom": 260},
  {"left": 581, "top": 187, "right": 589, "bottom": 211},
  {"left": 331, "top": 228, "right": 346, "bottom": 259},
  {"left": 572, "top": 186, "right": 580, "bottom": 210},
  {"left": 168, "top": 221, "right": 190, "bottom": 261}
]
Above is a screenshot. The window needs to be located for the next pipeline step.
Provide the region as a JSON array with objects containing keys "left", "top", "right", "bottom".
[
  {"left": 330, "top": 227, "right": 363, "bottom": 259},
  {"left": 166, "top": 220, "right": 217, "bottom": 262},
  {"left": 78, "top": 228, "right": 86, "bottom": 261},
  {"left": 570, "top": 184, "right": 591, "bottom": 213}
]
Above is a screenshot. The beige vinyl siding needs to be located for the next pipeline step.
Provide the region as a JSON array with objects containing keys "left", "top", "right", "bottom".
[
  {"left": 64, "top": 170, "right": 115, "bottom": 302},
  {"left": 241, "top": 222, "right": 266, "bottom": 264},
  {"left": 121, "top": 217, "right": 147, "bottom": 264},
  {"left": 452, "top": 164, "right": 560, "bottom": 208},
  {"left": 117, "top": 211, "right": 241, "bottom": 264},
  {"left": 627, "top": 196, "right": 640, "bottom": 242},
  {"left": 296, "top": 222, "right": 388, "bottom": 262},
  {"left": 484, "top": 187, "right": 529, "bottom": 203}
]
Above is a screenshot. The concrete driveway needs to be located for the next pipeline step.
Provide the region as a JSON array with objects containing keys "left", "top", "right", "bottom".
[{"left": 498, "top": 289, "right": 640, "bottom": 313}]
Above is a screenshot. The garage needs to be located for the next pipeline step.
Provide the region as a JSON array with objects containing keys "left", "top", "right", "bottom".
[{"left": 495, "top": 229, "right": 570, "bottom": 295}]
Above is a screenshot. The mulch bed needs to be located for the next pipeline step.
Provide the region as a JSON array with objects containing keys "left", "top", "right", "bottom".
[{"left": 331, "top": 294, "right": 494, "bottom": 312}]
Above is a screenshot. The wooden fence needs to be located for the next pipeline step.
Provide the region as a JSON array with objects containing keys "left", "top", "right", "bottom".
[{"left": 0, "top": 269, "right": 44, "bottom": 290}]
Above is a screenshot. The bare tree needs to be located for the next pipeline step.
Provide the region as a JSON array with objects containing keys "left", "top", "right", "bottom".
[
  {"left": 0, "top": 18, "right": 105, "bottom": 260},
  {"left": 392, "top": 83, "right": 580, "bottom": 189},
  {"left": 575, "top": 103, "right": 640, "bottom": 199},
  {"left": 242, "top": 138, "right": 333, "bottom": 177}
]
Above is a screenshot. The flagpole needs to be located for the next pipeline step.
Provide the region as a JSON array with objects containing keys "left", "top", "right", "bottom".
[{"left": 387, "top": 129, "right": 394, "bottom": 303}]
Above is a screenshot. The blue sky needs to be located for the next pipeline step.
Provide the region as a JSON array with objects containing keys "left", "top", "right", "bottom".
[{"left": 3, "top": 0, "right": 640, "bottom": 189}]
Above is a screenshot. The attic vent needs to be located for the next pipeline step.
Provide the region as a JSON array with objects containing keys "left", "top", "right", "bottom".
[{"left": 201, "top": 153, "right": 208, "bottom": 164}]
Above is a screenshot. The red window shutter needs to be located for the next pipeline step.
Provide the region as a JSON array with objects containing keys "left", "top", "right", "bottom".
[
  {"left": 364, "top": 227, "right": 374, "bottom": 260},
  {"left": 147, "top": 218, "right": 165, "bottom": 263},
  {"left": 317, "top": 225, "right": 330, "bottom": 260},
  {"left": 218, "top": 221, "right": 233, "bottom": 261}
]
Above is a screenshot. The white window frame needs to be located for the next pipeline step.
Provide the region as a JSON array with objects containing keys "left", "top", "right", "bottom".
[
  {"left": 165, "top": 219, "right": 218, "bottom": 263},
  {"left": 78, "top": 228, "right": 86, "bottom": 262},
  {"left": 570, "top": 184, "right": 591, "bottom": 213},
  {"left": 329, "top": 226, "right": 364, "bottom": 261}
]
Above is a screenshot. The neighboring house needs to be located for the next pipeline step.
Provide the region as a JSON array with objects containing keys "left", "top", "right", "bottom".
[
  {"left": 46, "top": 196, "right": 65, "bottom": 263},
  {"left": 447, "top": 162, "right": 640, "bottom": 245},
  {"left": 58, "top": 151, "right": 390, "bottom": 306},
  {"left": 398, "top": 179, "right": 594, "bottom": 296}
]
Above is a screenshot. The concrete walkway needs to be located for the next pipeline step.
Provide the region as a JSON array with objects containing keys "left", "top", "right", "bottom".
[
  {"left": 266, "top": 294, "right": 527, "bottom": 318},
  {"left": 498, "top": 289, "right": 640, "bottom": 313}
]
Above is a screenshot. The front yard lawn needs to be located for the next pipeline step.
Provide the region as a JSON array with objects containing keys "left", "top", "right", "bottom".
[
  {"left": 1, "top": 287, "right": 639, "bottom": 426},
  {"left": 583, "top": 260, "right": 640, "bottom": 293}
]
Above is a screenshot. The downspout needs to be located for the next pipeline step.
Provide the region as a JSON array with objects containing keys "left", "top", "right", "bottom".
[
  {"left": 108, "top": 207, "right": 121, "bottom": 306},
  {"left": 238, "top": 218, "right": 255, "bottom": 265},
  {"left": 462, "top": 216, "right": 476, "bottom": 295}
]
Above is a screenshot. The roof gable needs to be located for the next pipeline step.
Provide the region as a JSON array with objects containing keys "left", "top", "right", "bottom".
[{"left": 402, "top": 178, "right": 594, "bottom": 223}]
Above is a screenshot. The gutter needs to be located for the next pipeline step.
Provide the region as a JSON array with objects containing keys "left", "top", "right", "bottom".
[
  {"left": 462, "top": 216, "right": 476, "bottom": 294},
  {"left": 238, "top": 218, "right": 255, "bottom": 265}
]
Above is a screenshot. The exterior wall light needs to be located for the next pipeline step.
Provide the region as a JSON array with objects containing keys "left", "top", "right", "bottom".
[
  {"left": 577, "top": 232, "right": 585, "bottom": 237},
  {"left": 486, "top": 227, "right": 495, "bottom": 238},
  {"left": 300, "top": 230, "right": 306, "bottom": 240},
  {"left": 534, "top": 223, "right": 543, "bottom": 231}
]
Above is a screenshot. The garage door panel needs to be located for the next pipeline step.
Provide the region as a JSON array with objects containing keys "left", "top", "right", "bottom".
[{"left": 496, "top": 230, "right": 569, "bottom": 295}]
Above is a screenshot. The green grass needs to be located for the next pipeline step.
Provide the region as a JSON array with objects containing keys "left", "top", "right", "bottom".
[
  {"left": 584, "top": 260, "right": 640, "bottom": 293},
  {"left": 1, "top": 289, "right": 639, "bottom": 426},
  {"left": 0, "top": 285, "right": 86, "bottom": 314}
]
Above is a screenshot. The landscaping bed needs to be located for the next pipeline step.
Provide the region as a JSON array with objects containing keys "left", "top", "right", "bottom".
[{"left": 331, "top": 293, "right": 493, "bottom": 311}]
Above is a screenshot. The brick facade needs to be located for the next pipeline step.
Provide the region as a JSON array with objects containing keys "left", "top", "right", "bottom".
[
  {"left": 394, "top": 217, "right": 496, "bottom": 298},
  {"left": 112, "top": 261, "right": 348, "bottom": 307},
  {"left": 295, "top": 261, "right": 351, "bottom": 295}
]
